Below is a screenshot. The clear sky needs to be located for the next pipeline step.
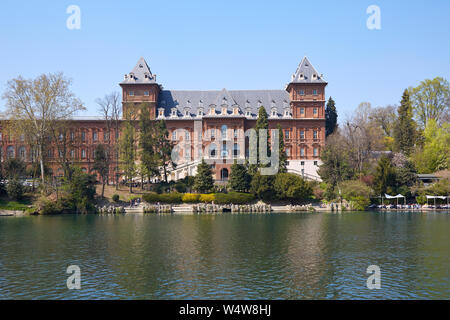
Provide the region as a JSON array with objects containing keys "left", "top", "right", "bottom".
[{"left": 0, "top": 0, "right": 449, "bottom": 121}]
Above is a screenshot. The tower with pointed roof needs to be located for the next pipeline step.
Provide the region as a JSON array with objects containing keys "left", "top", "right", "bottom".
[
  {"left": 286, "top": 56, "right": 327, "bottom": 120},
  {"left": 120, "top": 57, "right": 161, "bottom": 119}
]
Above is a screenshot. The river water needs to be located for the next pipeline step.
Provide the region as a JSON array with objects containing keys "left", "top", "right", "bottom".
[{"left": 0, "top": 212, "right": 448, "bottom": 299}]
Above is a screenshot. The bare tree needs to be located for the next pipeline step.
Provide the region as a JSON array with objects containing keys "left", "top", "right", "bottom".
[
  {"left": 96, "top": 92, "right": 122, "bottom": 189},
  {"left": 2, "top": 73, "right": 84, "bottom": 187}
]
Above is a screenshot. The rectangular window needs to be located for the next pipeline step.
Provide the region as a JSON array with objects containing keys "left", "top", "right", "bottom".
[
  {"left": 314, "top": 161, "right": 318, "bottom": 166},
  {"left": 172, "top": 131, "right": 177, "bottom": 141},
  {"left": 286, "top": 148, "right": 291, "bottom": 156},
  {"left": 70, "top": 132, "right": 75, "bottom": 141},
  {"left": 185, "top": 131, "right": 190, "bottom": 140},
  {"left": 300, "top": 130, "right": 305, "bottom": 140},
  {"left": 313, "top": 108, "right": 318, "bottom": 116},
  {"left": 314, "top": 147, "right": 318, "bottom": 157},
  {"left": 234, "top": 129, "right": 238, "bottom": 138},
  {"left": 284, "top": 130, "right": 290, "bottom": 139},
  {"left": 300, "top": 108, "right": 305, "bottom": 116},
  {"left": 211, "top": 129, "right": 215, "bottom": 139},
  {"left": 313, "top": 89, "right": 317, "bottom": 95},
  {"left": 301, "top": 161, "right": 305, "bottom": 166},
  {"left": 300, "top": 148, "right": 305, "bottom": 157},
  {"left": 93, "top": 131, "right": 98, "bottom": 142},
  {"left": 144, "top": 91, "right": 149, "bottom": 96},
  {"left": 129, "top": 91, "right": 134, "bottom": 96},
  {"left": 81, "top": 149, "right": 86, "bottom": 158},
  {"left": 81, "top": 131, "right": 86, "bottom": 142},
  {"left": 70, "top": 150, "right": 75, "bottom": 158},
  {"left": 104, "top": 131, "right": 110, "bottom": 142},
  {"left": 313, "top": 130, "right": 318, "bottom": 139},
  {"left": 299, "top": 89, "right": 305, "bottom": 95}
]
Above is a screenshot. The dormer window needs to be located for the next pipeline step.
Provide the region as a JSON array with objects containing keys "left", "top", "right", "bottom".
[
  {"left": 246, "top": 108, "right": 251, "bottom": 117},
  {"left": 233, "top": 106, "right": 239, "bottom": 115},
  {"left": 222, "top": 107, "right": 227, "bottom": 115},
  {"left": 284, "top": 109, "right": 290, "bottom": 117},
  {"left": 198, "top": 108, "right": 203, "bottom": 117},
  {"left": 299, "top": 73, "right": 304, "bottom": 80},
  {"left": 271, "top": 108, "right": 277, "bottom": 117},
  {"left": 158, "top": 108, "right": 165, "bottom": 118},
  {"left": 171, "top": 108, "right": 177, "bottom": 117},
  {"left": 210, "top": 106, "right": 216, "bottom": 115},
  {"left": 312, "top": 74, "right": 317, "bottom": 80},
  {"left": 184, "top": 108, "right": 190, "bottom": 117}
]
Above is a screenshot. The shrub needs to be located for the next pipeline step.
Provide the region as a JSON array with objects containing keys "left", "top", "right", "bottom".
[
  {"left": 159, "top": 193, "right": 183, "bottom": 204},
  {"left": 199, "top": 194, "right": 215, "bottom": 203},
  {"left": 6, "top": 179, "right": 24, "bottom": 200},
  {"left": 273, "top": 173, "right": 313, "bottom": 201},
  {"left": 143, "top": 193, "right": 160, "bottom": 203},
  {"left": 416, "top": 195, "right": 427, "bottom": 205},
  {"left": 250, "top": 173, "right": 276, "bottom": 201},
  {"left": 112, "top": 194, "right": 120, "bottom": 202},
  {"left": 214, "top": 192, "right": 255, "bottom": 204},
  {"left": 349, "top": 196, "right": 370, "bottom": 211},
  {"left": 340, "top": 180, "right": 372, "bottom": 200},
  {"left": 182, "top": 193, "right": 200, "bottom": 203},
  {"left": 143, "top": 192, "right": 182, "bottom": 204}
]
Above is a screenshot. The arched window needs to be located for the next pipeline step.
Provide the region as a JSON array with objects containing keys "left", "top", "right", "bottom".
[
  {"left": 19, "top": 146, "right": 26, "bottom": 160},
  {"left": 209, "top": 144, "right": 217, "bottom": 158},
  {"left": 221, "top": 125, "right": 227, "bottom": 139},
  {"left": 220, "top": 168, "right": 229, "bottom": 181},
  {"left": 7, "top": 146, "right": 15, "bottom": 159}
]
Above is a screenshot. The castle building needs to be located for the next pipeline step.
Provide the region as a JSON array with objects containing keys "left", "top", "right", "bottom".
[{"left": 0, "top": 57, "right": 327, "bottom": 182}]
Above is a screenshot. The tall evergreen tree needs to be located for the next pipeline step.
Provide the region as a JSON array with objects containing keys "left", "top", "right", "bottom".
[
  {"left": 155, "top": 120, "right": 174, "bottom": 182},
  {"left": 120, "top": 111, "right": 137, "bottom": 193},
  {"left": 249, "top": 106, "right": 270, "bottom": 175},
  {"left": 139, "top": 105, "right": 159, "bottom": 183},
  {"left": 393, "top": 90, "right": 416, "bottom": 155},
  {"left": 228, "top": 161, "right": 251, "bottom": 192},
  {"left": 373, "top": 156, "right": 397, "bottom": 196},
  {"left": 325, "top": 97, "right": 338, "bottom": 137},
  {"left": 193, "top": 159, "right": 214, "bottom": 193},
  {"left": 92, "top": 144, "right": 109, "bottom": 198},
  {"left": 277, "top": 124, "right": 288, "bottom": 173}
]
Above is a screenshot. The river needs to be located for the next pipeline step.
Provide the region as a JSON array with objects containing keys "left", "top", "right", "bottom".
[{"left": 0, "top": 212, "right": 448, "bottom": 299}]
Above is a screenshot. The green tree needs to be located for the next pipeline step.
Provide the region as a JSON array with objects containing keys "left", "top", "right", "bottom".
[
  {"left": 277, "top": 124, "right": 288, "bottom": 173},
  {"left": 92, "top": 144, "right": 109, "bottom": 198},
  {"left": 4, "top": 158, "right": 26, "bottom": 179},
  {"left": 120, "top": 111, "right": 137, "bottom": 193},
  {"left": 250, "top": 172, "right": 275, "bottom": 201},
  {"left": 393, "top": 90, "right": 416, "bottom": 155},
  {"left": 63, "top": 167, "right": 97, "bottom": 214},
  {"left": 318, "top": 133, "right": 354, "bottom": 187},
  {"left": 155, "top": 120, "right": 174, "bottom": 182},
  {"left": 228, "top": 161, "right": 251, "bottom": 192},
  {"left": 409, "top": 77, "right": 450, "bottom": 128},
  {"left": 325, "top": 97, "right": 338, "bottom": 137},
  {"left": 273, "top": 173, "right": 312, "bottom": 201},
  {"left": 412, "top": 119, "right": 450, "bottom": 173},
  {"left": 373, "top": 156, "right": 397, "bottom": 195},
  {"left": 249, "top": 106, "right": 270, "bottom": 175},
  {"left": 139, "top": 105, "right": 159, "bottom": 184},
  {"left": 194, "top": 159, "right": 214, "bottom": 193}
]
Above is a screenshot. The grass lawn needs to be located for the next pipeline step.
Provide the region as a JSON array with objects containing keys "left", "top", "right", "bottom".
[
  {"left": 96, "top": 184, "right": 149, "bottom": 202},
  {"left": 0, "top": 196, "right": 34, "bottom": 211}
]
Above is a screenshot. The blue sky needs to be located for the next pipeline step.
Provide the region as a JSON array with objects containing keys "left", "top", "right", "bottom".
[{"left": 0, "top": 0, "right": 449, "bottom": 121}]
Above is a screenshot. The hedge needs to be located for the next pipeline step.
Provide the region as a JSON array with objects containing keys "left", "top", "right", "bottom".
[
  {"left": 182, "top": 193, "right": 200, "bottom": 203},
  {"left": 214, "top": 192, "right": 255, "bottom": 204},
  {"left": 143, "top": 192, "right": 254, "bottom": 204}
]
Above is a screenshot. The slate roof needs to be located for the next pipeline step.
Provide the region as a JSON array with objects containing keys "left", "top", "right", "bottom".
[
  {"left": 157, "top": 89, "right": 290, "bottom": 117},
  {"left": 121, "top": 57, "right": 157, "bottom": 84},
  {"left": 290, "top": 56, "right": 326, "bottom": 84}
]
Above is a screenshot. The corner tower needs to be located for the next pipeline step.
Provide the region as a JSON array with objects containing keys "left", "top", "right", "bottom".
[
  {"left": 120, "top": 57, "right": 160, "bottom": 119},
  {"left": 286, "top": 57, "right": 327, "bottom": 119}
]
